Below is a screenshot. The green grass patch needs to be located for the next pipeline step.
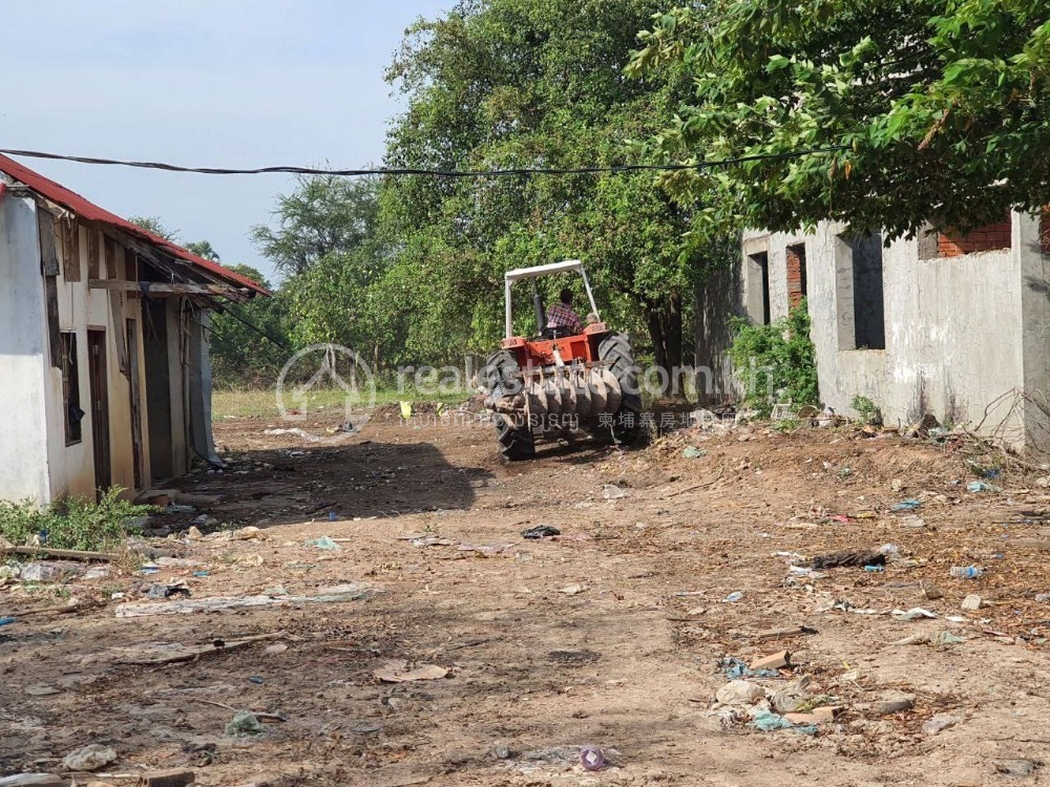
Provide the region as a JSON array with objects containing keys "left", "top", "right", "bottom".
[
  {"left": 213, "top": 385, "right": 469, "bottom": 420},
  {"left": 0, "top": 488, "right": 151, "bottom": 552}
]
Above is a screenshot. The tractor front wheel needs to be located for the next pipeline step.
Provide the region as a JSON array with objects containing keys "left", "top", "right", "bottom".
[{"left": 479, "top": 350, "right": 536, "bottom": 461}]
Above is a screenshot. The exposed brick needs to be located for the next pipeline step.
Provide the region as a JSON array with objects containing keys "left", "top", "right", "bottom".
[
  {"left": 937, "top": 218, "right": 1012, "bottom": 257},
  {"left": 786, "top": 244, "right": 806, "bottom": 307}
]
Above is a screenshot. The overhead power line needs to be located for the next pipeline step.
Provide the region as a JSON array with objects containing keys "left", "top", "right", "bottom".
[{"left": 0, "top": 146, "right": 847, "bottom": 178}]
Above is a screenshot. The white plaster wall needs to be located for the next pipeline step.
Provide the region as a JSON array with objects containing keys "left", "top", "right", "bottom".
[
  {"left": 779, "top": 220, "right": 1025, "bottom": 444},
  {"left": 0, "top": 190, "right": 51, "bottom": 503}
]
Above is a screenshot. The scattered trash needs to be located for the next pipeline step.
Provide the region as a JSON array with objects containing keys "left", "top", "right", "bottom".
[
  {"left": 328, "top": 511, "right": 339, "bottom": 521},
  {"left": 19, "top": 562, "right": 68, "bottom": 582},
  {"left": 898, "top": 515, "right": 926, "bottom": 528},
  {"left": 748, "top": 709, "right": 818, "bottom": 734},
  {"left": 492, "top": 744, "right": 512, "bottom": 760},
  {"left": 409, "top": 536, "right": 452, "bottom": 547},
  {"left": 922, "top": 713, "right": 959, "bottom": 735},
  {"left": 996, "top": 759, "right": 1038, "bottom": 778},
  {"left": 967, "top": 481, "right": 1001, "bottom": 493},
  {"left": 522, "top": 525, "right": 560, "bottom": 539},
  {"left": 863, "top": 565, "right": 885, "bottom": 573},
  {"left": 748, "top": 710, "right": 795, "bottom": 731},
  {"left": 949, "top": 566, "right": 984, "bottom": 579},
  {"left": 115, "top": 583, "right": 374, "bottom": 617},
  {"left": 225, "top": 710, "right": 264, "bottom": 736},
  {"left": 892, "top": 607, "right": 938, "bottom": 622},
  {"left": 961, "top": 594, "right": 982, "bottom": 611},
  {"left": 891, "top": 499, "right": 922, "bottom": 512},
  {"left": 146, "top": 583, "right": 191, "bottom": 600},
  {"left": 227, "top": 526, "right": 266, "bottom": 541},
  {"left": 373, "top": 659, "right": 449, "bottom": 683},
  {"left": 750, "top": 650, "right": 791, "bottom": 671},
  {"left": 193, "top": 571, "right": 209, "bottom": 578},
  {"left": 248, "top": 675, "right": 264, "bottom": 684},
  {"left": 895, "top": 631, "right": 966, "bottom": 647},
  {"left": 579, "top": 745, "right": 605, "bottom": 771},
  {"left": 602, "top": 484, "right": 626, "bottom": 500},
  {"left": 0, "top": 616, "right": 15, "bottom": 627},
  {"left": 715, "top": 680, "right": 766, "bottom": 705},
  {"left": 304, "top": 536, "right": 341, "bottom": 551},
  {"left": 683, "top": 446, "right": 706, "bottom": 459},
  {"left": 1036, "top": 593, "right": 1050, "bottom": 603},
  {"left": 724, "top": 591, "right": 745, "bottom": 603},
  {"left": 719, "top": 657, "right": 779, "bottom": 680},
  {"left": 263, "top": 643, "right": 288, "bottom": 655},
  {"left": 558, "top": 584, "right": 586, "bottom": 595},
  {"left": 62, "top": 744, "right": 117, "bottom": 772},
  {"left": 807, "top": 551, "right": 886, "bottom": 570}
]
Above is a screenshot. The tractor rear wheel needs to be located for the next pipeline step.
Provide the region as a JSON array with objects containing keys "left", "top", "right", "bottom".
[
  {"left": 597, "top": 332, "right": 642, "bottom": 442},
  {"left": 479, "top": 350, "right": 536, "bottom": 461}
]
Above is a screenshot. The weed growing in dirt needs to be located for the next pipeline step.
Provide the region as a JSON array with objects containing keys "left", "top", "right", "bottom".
[
  {"left": 728, "top": 300, "right": 818, "bottom": 416},
  {"left": 851, "top": 394, "right": 882, "bottom": 424},
  {"left": 0, "top": 488, "right": 151, "bottom": 551}
]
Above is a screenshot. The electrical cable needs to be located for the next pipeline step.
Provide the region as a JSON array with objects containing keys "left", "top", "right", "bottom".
[{"left": 0, "top": 146, "right": 847, "bottom": 178}]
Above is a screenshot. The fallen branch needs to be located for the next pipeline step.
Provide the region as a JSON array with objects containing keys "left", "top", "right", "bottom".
[
  {"left": 666, "top": 465, "right": 726, "bottom": 498},
  {"left": 0, "top": 545, "right": 115, "bottom": 562}
]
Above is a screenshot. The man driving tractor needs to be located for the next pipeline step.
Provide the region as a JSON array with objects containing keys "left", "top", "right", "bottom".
[{"left": 546, "top": 288, "right": 583, "bottom": 335}]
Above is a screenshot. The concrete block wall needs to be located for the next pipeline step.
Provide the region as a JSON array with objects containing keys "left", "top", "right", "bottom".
[{"left": 739, "top": 215, "right": 1050, "bottom": 450}]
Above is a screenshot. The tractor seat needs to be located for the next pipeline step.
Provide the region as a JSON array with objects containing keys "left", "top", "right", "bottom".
[{"left": 541, "top": 326, "right": 576, "bottom": 340}]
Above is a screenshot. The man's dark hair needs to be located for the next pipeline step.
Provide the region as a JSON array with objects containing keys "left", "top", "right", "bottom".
[{"left": 559, "top": 288, "right": 573, "bottom": 305}]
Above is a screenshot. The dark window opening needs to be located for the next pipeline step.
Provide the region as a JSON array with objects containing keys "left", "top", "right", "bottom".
[
  {"left": 837, "top": 233, "right": 886, "bottom": 350},
  {"left": 60, "top": 332, "right": 84, "bottom": 445}
]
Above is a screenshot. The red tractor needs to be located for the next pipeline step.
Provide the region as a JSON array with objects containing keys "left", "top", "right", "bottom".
[{"left": 477, "top": 260, "right": 642, "bottom": 460}]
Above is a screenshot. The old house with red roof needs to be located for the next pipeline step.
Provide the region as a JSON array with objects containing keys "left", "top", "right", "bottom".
[{"left": 0, "top": 154, "right": 269, "bottom": 504}]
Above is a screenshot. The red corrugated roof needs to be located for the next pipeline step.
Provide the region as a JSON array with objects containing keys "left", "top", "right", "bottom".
[{"left": 0, "top": 153, "right": 270, "bottom": 296}]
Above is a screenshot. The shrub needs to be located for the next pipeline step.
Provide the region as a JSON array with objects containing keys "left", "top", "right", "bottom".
[
  {"left": 0, "top": 488, "right": 151, "bottom": 552},
  {"left": 727, "top": 300, "right": 818, "bottom": 417}
]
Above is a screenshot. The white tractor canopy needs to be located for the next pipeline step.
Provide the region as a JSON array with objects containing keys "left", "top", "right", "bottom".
[
  {"left": 504, "top": 259, "right": 586, "bottom": 281},
  {"left": 503, "top": 259, "right": 599, "bottom": 338}
]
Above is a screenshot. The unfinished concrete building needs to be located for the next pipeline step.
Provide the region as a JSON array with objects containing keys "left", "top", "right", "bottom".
[
  {"left": 0, "top": 154, "right": 269, "bottom": 504},
  {"left": 696, "top": 214, "right": 1050, "bottom": 451}
]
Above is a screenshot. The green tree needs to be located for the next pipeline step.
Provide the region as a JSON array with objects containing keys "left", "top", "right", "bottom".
[
  {"left": 184, "top": 240, "right": 220, "bottom": 260},
  {"left": 381, "top": 0, "right": 727, "bottom": 392},
  {"left": 127, "top": 215, "right": 179, "bottom": 242},
  {"left": 251, "top": 175, "right": 380, "bottom": 277},
  {"left": 630, "top": 2, "right": 1050, "bottom": 240},
  {"left": 208, "top": 264, "right": 292, "bottom": 387},
  {"left": 253, "top": 175, "right": 392, "bottom": 366}
]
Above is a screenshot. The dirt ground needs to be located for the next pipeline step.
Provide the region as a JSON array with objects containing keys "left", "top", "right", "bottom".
[{"left": 4, "top": 404, "right": 1050, "bottom": 786}]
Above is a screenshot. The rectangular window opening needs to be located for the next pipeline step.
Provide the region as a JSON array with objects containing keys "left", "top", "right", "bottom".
[
  {"left": 61, "top": 332, "right": 84, "bottom": 445},
  {"left": 746, "top": 251, "right": 771, "bottom": 325},
  {"left": 786, "top": 243, "right": 807, "bottom": 307},
  {"left": 837, "top": 233, "right": 886, "bottom": 350}
]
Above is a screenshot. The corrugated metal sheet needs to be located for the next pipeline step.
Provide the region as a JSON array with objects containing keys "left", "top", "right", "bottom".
[{"left": 0, "top": 153, "right": 269, "bottom": 296}]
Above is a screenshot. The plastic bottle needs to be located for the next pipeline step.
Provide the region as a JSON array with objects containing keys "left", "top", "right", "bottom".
[
  {"left": 949, "top": 566, "right": 983, "bottom": 579},
  {"left": 579, "top": 746, "right": 605, "bottom": 771}
]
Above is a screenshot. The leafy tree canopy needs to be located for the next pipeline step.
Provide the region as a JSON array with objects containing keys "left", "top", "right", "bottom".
[
  {"left": 127, "top": 215, "right": 179, "bottom": 242},
  {"left": 382, "top": 0, "right": 732, "bottom": 384},
  {"left": 630, "top": 1, "right": 1050, "bottom": 239},
  {"left": 252, "top": 174, "right": 380, "bottom": 277}
]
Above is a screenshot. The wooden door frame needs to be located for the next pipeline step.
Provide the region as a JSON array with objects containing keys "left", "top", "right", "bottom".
[{"left": 86, "top": 328, "right": 111, "bottom": 495}]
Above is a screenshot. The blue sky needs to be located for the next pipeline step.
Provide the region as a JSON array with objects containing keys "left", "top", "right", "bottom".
[{"left": 0, "top": 0, "right": 452, "bottom": 283}]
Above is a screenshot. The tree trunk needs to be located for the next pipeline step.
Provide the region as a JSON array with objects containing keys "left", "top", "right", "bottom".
[{"left": 641, "top": 292, "right": 687, "bottom": 400}]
